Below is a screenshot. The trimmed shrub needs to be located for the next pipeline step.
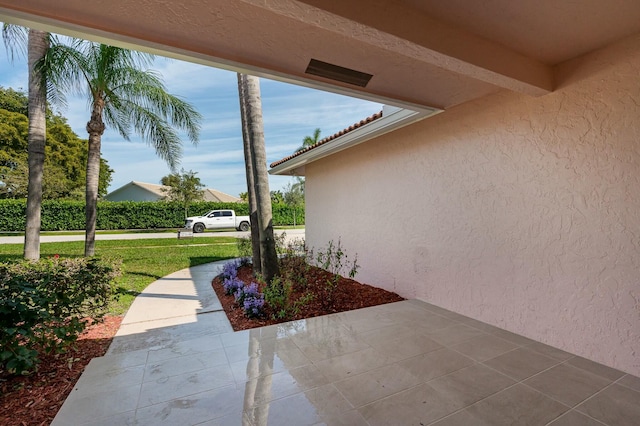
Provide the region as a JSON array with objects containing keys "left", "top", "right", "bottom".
[
  {"left": 0, "top": 200, "right": 304, "bottom": 231},
  {"left": 0, "top": 257, "right": 121, "bottom": 375}
]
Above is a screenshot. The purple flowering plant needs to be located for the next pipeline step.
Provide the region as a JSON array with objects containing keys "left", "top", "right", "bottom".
[
  {"left": 234, "top": 282, "right": 265, "bottom": 317},
  {"left": 223, "top": 276, "right": 244, "bottom": 295},
  {"left": 221, "top": 259, "right": 241, "bottom": 280}
]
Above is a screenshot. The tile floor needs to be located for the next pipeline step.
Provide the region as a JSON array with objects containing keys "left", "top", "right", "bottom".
[{"left": 52, "top": 263, "right": 640, "bottom": 425}]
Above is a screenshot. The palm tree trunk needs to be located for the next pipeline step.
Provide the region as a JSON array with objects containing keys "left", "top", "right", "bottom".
[
  {"left": 84, "top": 99, "right": 106, "bottom": 257},
  {"left": 240, "top": 74, "right": 279, "bottom": 281},
  {"left": 237, "top": 74, "right": 262, "bottom": 274},
  {"left": 24, "top": 29, "right": 49, "bottom": 261}
]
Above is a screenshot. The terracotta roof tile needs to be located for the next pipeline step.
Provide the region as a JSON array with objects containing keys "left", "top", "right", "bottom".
[{"left": 269, "top": 110, "right": 383, "bottom": 168}]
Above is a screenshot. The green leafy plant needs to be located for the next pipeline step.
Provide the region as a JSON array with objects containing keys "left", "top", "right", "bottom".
[
  {"left": 0, "top": 257, "right": 121, "bottom": 375},
  {"left": 278, "top": 237, "right": 309, "bottom": 292},
  {"left": 263, "top": 277, "right": 292, "bottom": 319},
  {"left": 312, "top": 239, "right": 359, "bottom": 309},
  {"left": 262, "top": 276, "right": 314, "bottom": 320},
  {"left": 236, "top": 236, "right": 253, "bottom": 264}
]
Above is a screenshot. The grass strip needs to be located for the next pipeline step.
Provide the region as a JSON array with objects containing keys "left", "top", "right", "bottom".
[{"left": 0, "top": 237, "right": 239, "bottom": 315}]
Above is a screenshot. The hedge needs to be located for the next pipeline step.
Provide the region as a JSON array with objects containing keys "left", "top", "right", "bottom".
[{"left": 0, "top": 200, "right": 304, "bottom": 231}]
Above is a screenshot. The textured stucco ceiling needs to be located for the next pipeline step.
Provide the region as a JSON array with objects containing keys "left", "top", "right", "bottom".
[{"left": 1, "top": 0, "right": 639, "bottom": 110}]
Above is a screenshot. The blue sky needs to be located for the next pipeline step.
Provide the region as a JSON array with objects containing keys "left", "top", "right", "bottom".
[{"left": 0, "top": 39, "right": 381, "bottom": 197}]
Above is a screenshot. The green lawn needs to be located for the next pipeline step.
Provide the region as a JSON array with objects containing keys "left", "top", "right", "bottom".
[{"left": 0, "top": 237, "right": 239, "bottom": 315}]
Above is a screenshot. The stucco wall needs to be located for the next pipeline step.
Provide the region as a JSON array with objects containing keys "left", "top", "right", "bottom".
[{"left": 305, "top": 35, "right": 640, "bottom": 375}]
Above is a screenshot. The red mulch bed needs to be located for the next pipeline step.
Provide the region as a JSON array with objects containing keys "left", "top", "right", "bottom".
[
  {"left": 0, "top": 316, "right": 122, "bottom": 426},
  {"left": 212, "top": 264, "right": 404, "bottom": 331}
]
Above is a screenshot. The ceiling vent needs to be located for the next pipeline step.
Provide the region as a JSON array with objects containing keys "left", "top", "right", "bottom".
[{"left": 305, "top": 59, "right": 373, "bottom": 87}]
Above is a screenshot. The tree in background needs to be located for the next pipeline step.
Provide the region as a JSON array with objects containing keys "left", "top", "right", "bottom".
[
  {"left": 41, "top": 40, "right": 201, "bottom": 256},
  {"left": 296, "top": 127, "right": 321, "bottom": 152},
  {"left": 0, "top": 86, "right": 113, "bottom": 199},
  {"left": 2, "top": 25, "right": 49, "bottom": 260},
  {"left": 283, "top": 177, "right": 305, "bottom": 226},
  {"left": 160, "top": 169, "right": 205, "bottom": 218},
  {"left": 237, "top": 73, "right": 279, "bottom": 282},
  {"left": 270, "top": 190, "right": 284, "bottom": 204}
]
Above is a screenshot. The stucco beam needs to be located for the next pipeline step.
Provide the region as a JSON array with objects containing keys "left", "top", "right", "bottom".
[{"left": 241, "top": 0, "right": 554, "bottom": 96}]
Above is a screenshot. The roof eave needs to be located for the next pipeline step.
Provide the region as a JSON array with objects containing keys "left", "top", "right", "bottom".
[{"left": 269, "top": 106, "right": 442, "bottom": 176}]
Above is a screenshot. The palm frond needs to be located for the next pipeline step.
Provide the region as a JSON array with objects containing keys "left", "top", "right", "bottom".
[{"left": 1, "top": 24, "right": 27, "bottom": 61}]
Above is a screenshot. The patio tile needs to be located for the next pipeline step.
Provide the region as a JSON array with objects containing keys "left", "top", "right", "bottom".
[
  {"left": 450, "top": 334, "right": 518, "bottom": 361},
  {"left": 240, "top": 364, "right": 331, "bottom": 408},
  {"left": 334, "top": 362, "right": 424, "bottom": 407},
  {"left": 138, "top": 363, "right": 236, "bottom": 407},
  {"left": 483, "top": 347, "right": 560, "bottom": 381},
  {"left": 144, "top": 348, "right": 229, "bottom": 382},
  {"left": 195, "top": 412, "right": 250, "bottom": 426},
  {"left": 355, "top": 323, "right": 416, "bottom": 344},
  {"left": 427, "top": 363, "right": 516, "bottom": 405},
  {"left": 220, "top": 324, "right": 287, "bottom": 348},
  {"left": 619, "top": 373, "right": 640, "bottom": 392},
  {"left": 223, "top": 337, "right": 277, "bottom": 362},
  {"left": 489, "top": 329, "right": 537, "bottom": 346},
  {"left": 146, "top": 334, "right": 225, "bottom": 363},
  {"left": 70, "top": 363, "right": 145, "bottom": 398},
  {"left": 425, "top": 323, "right": 489, "bottom": 346},
  {"left": 524, "top": 341, "right": 575, "bottom": 362},
  {"left": 312, "top": 346, "right": 395, "bottom": 381},
  {"left": 430, "top": 384, "right": 568, "bottom": 426},
  {"left": 524, "top": 363, "right": 612, "bottom": 407},
  {"left": 381, "top": 306, "right": 449, "bottom": 327},
  {"left": 547, "top": 410, "right": 608, "bottom": 426},
  {"left": 396, "top": 347, "right": 474, "bottom": 382},
  {"left": 576, "top": 383, "right": 640, "bottom": 426},
  {"left": 229, "top": 344, "right": 310, "bottom": 382},
  {"left": 78, "top": 410, "right": 137, "bottom": 426},
  {"left": 295, "top": 335, "right": 370, "bottom": 362},
  {"left": 245, "top": 384, "right": 354, "bottom": 425},
  {"left": 359, "top": 382, "right": 466, "bottom": 426},
  {"left": 566, "top": 356, "right": 626, "bottom": 381},
  {"left": 455, "top": 317, "right": 503, "bottom": 333},
  {"left": 108, "top": 311, "right": 232, "bottom": 355},
  {"left": 367, "top": 332, "right": 443, "bottom": 361},
  {"left": 406, "top": 300, "right": 471, "bottom": 322},
  {"left": 338, "top": 309, "right": 399, "bottom": 333},
  {"left": 359, "top": 363, "right": 515, "bottom": 426},
  {"left": 134, "top": 384, "right": 246, "bottom": 426},
  {"left": 51, "top": 383, "right": 141, "bottom": 426},
  {"left": 85, "top": 348, "right": 149, "bottom": 370}
]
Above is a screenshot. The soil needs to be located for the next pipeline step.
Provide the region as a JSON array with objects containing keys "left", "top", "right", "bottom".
[
  {"left": 212, "top": 264, "right": 404, "bottom": 331},
  {"left": 0, "top": 316, "right": 122, "bottom": 426},
  {"left": 0, "top": 263, "right": 403, "bottom": 425}
]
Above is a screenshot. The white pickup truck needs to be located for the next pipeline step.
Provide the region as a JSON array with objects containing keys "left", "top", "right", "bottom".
[{"left": 184, "top": 209, "right": 251, "bottom": 233}]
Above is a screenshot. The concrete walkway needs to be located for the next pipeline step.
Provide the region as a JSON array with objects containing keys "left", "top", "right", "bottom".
[
  {"left": 52, "top": 260, "right": 234, "bottom": 425},
  {"left": 52, "top": 261, "right": 640, "bottom": 425}
]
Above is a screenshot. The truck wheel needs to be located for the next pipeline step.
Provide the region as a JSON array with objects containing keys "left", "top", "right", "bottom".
[
  {"left": 193, "top": 223, "right": 205, "bottom": 233},
  {"left": 238, "top": 222, "right": 250, "bottom": 232}
]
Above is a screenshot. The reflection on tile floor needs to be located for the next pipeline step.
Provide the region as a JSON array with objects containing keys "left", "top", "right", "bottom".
[{"left": 53, "top": 300, "right": 640, "bottom": 425}]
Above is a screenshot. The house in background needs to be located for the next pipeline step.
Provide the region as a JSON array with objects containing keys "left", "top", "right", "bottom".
[
  {"left": 6, "top": 0, "right": 640, "bottom": 378},
  {"left": 104, "top": 181, "right": 241, "bottom": 203}
]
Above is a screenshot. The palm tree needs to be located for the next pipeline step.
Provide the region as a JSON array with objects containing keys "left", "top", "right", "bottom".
[
  {"left": 237, "top": 73, "right": 261, "bottom": 274},
  {"left": 2, "top": 24, "right": 49, "bottom": 260},
  {"left": 237, "top": 73, "right": 279, "bottom": 281},
  {"left": 296, "top": 127, "right": 321, "bottom": 152},
  {"left": 41, "top": 41, "right": 201, "bottom": 256}
]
